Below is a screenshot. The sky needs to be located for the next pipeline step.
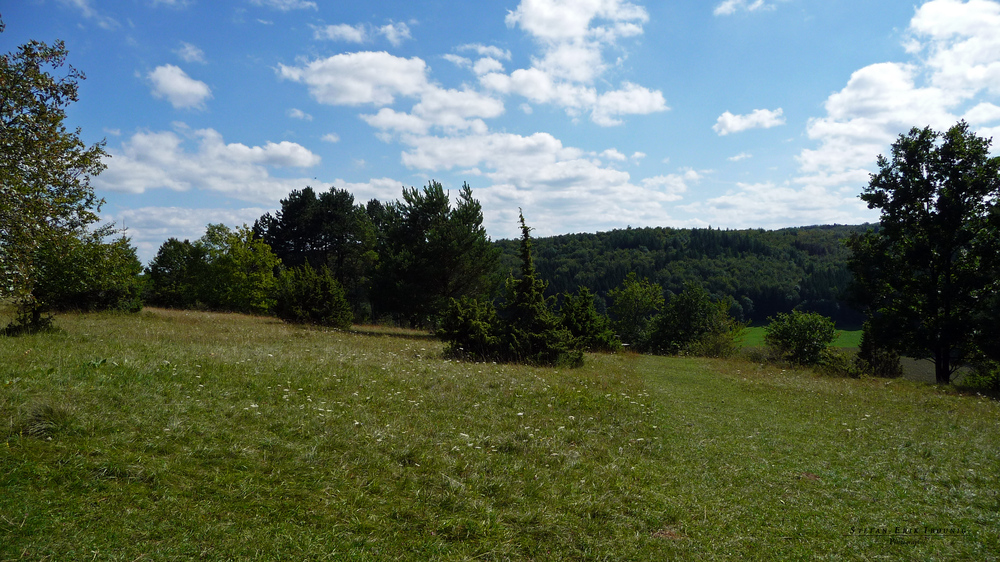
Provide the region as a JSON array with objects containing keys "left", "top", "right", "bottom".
[{"left": 4, "top": 0, "right": 1000, "bottom": 264}]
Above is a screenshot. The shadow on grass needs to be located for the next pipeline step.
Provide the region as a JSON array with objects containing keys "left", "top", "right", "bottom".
[{"left": 348, "top": 324, "right": 437, "bottom": 342}]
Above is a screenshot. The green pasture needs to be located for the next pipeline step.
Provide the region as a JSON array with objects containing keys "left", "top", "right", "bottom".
[{"left": 2, "top": 310, "right": 997, "bottom": 560}]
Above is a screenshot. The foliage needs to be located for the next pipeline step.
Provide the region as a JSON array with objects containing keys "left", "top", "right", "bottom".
[
  {"left": 495, "top": 224, "right": 867, "bottom": 326},
  {"left": 144, "top": 238, "right": 210, "bottom": 308},
  {"left": 646, "top": 283, "right": 745, "bottom": 357},
  {"left": 815, "top": 347, "right": 866, "bottom": 378},
  {"left": 764, "top": 310, "right": 837, "bottom": 365},
  {"left": 32, "top": 228, "right": 143, "bottom": 313},
  {"left": 560, "top": 287, "right": 621, "bottom": 353},
  {"left": 437, "top": 296, "right": 501, "bottom": 360},
  {"left": 439, "top": 212, "right": 582, "bottom": 367},
  {"left": 273, "top": 263, "right": 352, "bottom": 329},
  {"left": 607, "top": 272, "right": 663, "bottom": 348},
  {"left": 854, "top": 320, "right": 903, "bottom": 379},
  {"left": 210, "top": 225, "right": 281, "bottom": 315},
  {"left": 145, "top": 224, "right": 280, "bottom": 314},
  {"left": 847, "top": 122, "right": 1000, "bottom": 383},
  {"left": 372, "top": 181, "right": 499, "bottom": 326},
  {"left": 254, "top": 186, "right": 376, "bottom": 316},
  {"left": 0, "top": 19, "right": 109, "bottom": 333}
]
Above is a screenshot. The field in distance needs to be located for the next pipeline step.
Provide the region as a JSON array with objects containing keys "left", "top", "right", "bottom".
[{"left": 2, "top": 309, "right": 997, "bottom": 560}]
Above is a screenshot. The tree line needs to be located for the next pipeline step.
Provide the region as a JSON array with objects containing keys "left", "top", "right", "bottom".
[{"left": 3, "top": 21, "right": 997, "bottom": 384}]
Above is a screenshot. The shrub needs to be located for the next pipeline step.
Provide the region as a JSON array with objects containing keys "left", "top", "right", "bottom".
[
  {"left": 764, "top": 311, "right": 837, "bottom": 365},
  {"left": 438, "top": 296, "right": 501, "bottom": 360},
  {"left": 854, "top": 320, "right": 903, "bottom": 378},
  {"left": 438, "top": 212, "right": 582, "bottom": 368},
  {"left": 646, "top": 283, "right": 745, "bottom": 357},
  {"left": 817, "top": 348, "right": 866, "bottom": 378},
  {"left": 273, "top": 264, "right": 353, "bottom": 329},
  {"left": 560, "top": 287, "right": 620, "bottom": 353},
  {"left": 608, "top": 272, "right": 663, "bottom": 348}
]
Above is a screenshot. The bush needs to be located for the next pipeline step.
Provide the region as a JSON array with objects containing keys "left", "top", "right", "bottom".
[
  {"left": 817, "top": 348, "right": 866, "bottom": 378},
  {"left": 854, "top": 320, "right": 903, "bottom": 378},
  {"left": 560, "top": 287, "right": 620, "bottom": 353},
  {"left": 33, "top": 232, "right": 144, "bottom": 313},
  {"left": 646, "top": 283, "right": 745, "bottom": 357},
  {"left": 438, "top": 212, "right": 582, "bottom": 368},
  {"left": 273, "top": 264, "right": 353, "bottom": 329},
  {"left": 764, "top": 311, "right": 837, "bottom": 365},
  {"left": 438, "top": 296, "right": 501, "bottom": 360},
  {"left": 608, "top": 272, "right": 663, "bottom": 348}
]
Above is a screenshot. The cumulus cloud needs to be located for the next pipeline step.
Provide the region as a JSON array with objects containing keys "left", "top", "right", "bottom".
[
  {"left": 728, "top": 152, "right": 752, "bottom": 161},
  {"left": 713, "top": 108, "right": 785, "bottom": 135},
  {"left": 111, "top": 206, "right": 270, "bottom": 264},
  {"left": 175, "top": 42, "right": 206, "bottom": 63},
  {"left": 287, "top": 108, "right": 313, "bottom": 121},
  {"left": 393, "top": 131, "right": 695, "bottom": 239},
  {"left": 378, "top": 22, "right": 412, "bottom": 46},
  {"left": 458, "top": 44, "right": 512, "bottom": 60},
  {"left": 312, "top": 23, "right": 368, "bottom": 42},
  {"left": 148, "top": 65, "right": 212, "bottom": 109},
  {"left": 94, "top": 126, "right": 320, "bottom": 204},
  {"left": 278, "top": 52, "right": 429, "bottom": 106},
  {"left": 479, "top": 0, "right": 667, "bottom": 126},
  {"left": 321, "top": 133, "right": 341, "bottom": 143},
  {"left": 250, "top": 0, "right": 317, "bottom": 11}
]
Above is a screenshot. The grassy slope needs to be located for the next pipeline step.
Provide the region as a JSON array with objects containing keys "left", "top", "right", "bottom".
[{"left": 2, "top": 310, "right": 998, "bottom": 560}]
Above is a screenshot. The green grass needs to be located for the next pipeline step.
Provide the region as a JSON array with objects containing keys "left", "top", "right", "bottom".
[
  {"left": 743, "top": 326, "right": 862, "bottom": 348},
  {"left": 2, "top": 309, "right": 998, "bottom": 560}
]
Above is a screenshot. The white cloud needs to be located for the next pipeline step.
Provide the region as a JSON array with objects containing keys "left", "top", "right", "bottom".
[
  {"left": 312, "top": 23, "right": 368, "bottom": 42},
  {"left": 728, "top": 152, "right": 752, "bottom": 161},
  {"left": 476, "top": 0, "right": 667, "bottom": 126},
  {"left": 59, "top": 0, "right": 119, "bottom": 29},
  {"left": 321, "top": 133, "right": 341, "bottom": 143},
  {"left": 250, "top": 0, "right": 317, "bottom": 11},
  {"left": 111, "top": 206, "right": 270, "bottom": 264},
  {"left": 95, "top": 126, "right": 321, "bottom": 204},
  {"left": 175, "top": 42, "right": 206, "bottom": 63},
  {"left": 287, "top": 108, "right": 313, "bottom": 121},
  {"left": 964, "top": 102, "right": 1000, "bottom": 124},
  {"left": 148, "top": 65, "right": 212, "bottom": 109},
  {"left": 631, "top": 151, "right": 646, "bottom": 161},
  {"left": 444, "top": 54, "right": 472, "bottom": 68},
  {"left": 592, "top": 82, "right": 668, "bottom": 126},
  {"left": 393, "top": 131, "right": 693, "bottom": 239},
  {"left": 713, "top": 108, "right": 785, "bottom": 135},
  {"left": 278, "top": 52, "right": 429, "bottom": 106},
  {"left": 601, "top": 148, "right": 627, "bottom": 161},
  {"left": 458, "top": 44, "right": 512, "bottom": 60},
  {"left": 473, "top": 57, "right": 505, "bottom": 75},
  {"left": 378, "top": 22, "right": 412, "bottom": 46},
  {"left": 679, "top": 181, "right": 867, "bottom": 229},
  {"left": 361, "top": 108, "right": 430, "bottom": 135},
  {"left": 713, "top": 0, "right": 774, "bottom": 17}
]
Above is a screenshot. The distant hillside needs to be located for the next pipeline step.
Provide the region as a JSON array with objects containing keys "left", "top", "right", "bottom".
[{"left": 494, "top": 224, "right": 872, "bottom": 326}]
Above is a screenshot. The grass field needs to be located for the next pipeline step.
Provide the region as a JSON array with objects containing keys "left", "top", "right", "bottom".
[
  {"left": 2, "top": 309, "right": 998, "bottom": 560},
  {"left": 742, "top": 326, "right": 862, "bottom": 349}
]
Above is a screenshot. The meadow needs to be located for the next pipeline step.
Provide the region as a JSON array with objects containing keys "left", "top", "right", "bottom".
[{"left": 2, "top": 309, "right": 998, "bottom": 560}]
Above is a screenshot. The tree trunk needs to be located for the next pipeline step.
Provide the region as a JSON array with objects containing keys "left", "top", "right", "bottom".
[{"left": 935, "top": 349, "right": 951, "bottom": 384}]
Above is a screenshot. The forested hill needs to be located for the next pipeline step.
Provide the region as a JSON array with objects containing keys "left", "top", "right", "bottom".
[{"left": 494, "top": 224, "right": 872, "bottom": 326}]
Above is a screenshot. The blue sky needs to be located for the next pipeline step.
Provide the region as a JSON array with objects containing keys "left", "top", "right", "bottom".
[{"left": 5, "top": 0, "right": 1000, "bottom": 264}]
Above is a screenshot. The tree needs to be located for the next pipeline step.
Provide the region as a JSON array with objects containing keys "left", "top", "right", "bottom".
[
  {"left": 438, "top": 211, "right": 582, "bottom": 367},
  {"left": 145, "top": 238, "right": 210, "bottom": 308},
  {"left": 607, "top": 272, "right": 663, "bottom": 348},
  {"left": 254, "top": 186, "right": 376, "bottom": 314},
  {"left": 846, "top": 122, "right": 1000, "bottom": 383},
  {"left": 560, "top": 286, "right": 620, "bottom": 352},
  {"left": 211, "top": 225, "right": 281, "bottom": 314},
  {"left": 1, "top": 19, "right": 109, "bottom": 331},
  {"left": 373, "top": 181, "right": 500, "bottom": 326},
  {"left": 647, "top": 283, "right": 744, "bottom": 357},
  {"left": 273, "top": 263, "right": 353, "bottom": 329},
  {"left": 764, "top": 310, "right": 837, "bottom": 365}
]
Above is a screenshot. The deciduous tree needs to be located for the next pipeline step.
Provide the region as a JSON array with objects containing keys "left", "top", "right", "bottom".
[{"left": 846, "top": 122, "right": 1000, "bottom": 383}]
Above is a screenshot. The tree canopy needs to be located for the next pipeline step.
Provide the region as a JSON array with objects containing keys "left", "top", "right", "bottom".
[
  {"left": 0, "top": 19, "right": 138, "bottom": 332},
  {"left": 847, "top": 122, "right": 1000, "bottom": 383}
]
